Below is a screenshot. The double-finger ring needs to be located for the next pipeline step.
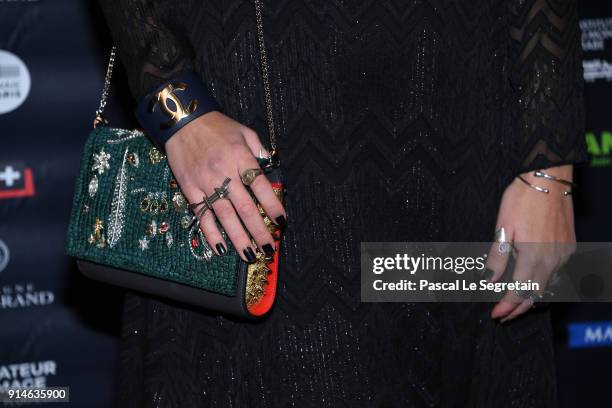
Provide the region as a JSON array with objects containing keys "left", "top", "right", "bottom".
[
  {"left": 212, "top": 177, "right": 232, "bottom": 200},
  {"left": 240, "top": 168, "right": 263, "bottom": 186},
  {"left": 189, "top": 177, "right": 232, "bottom": 211},
  {"left": 187, "top": 177, "right": 232, "bottom": 227}
]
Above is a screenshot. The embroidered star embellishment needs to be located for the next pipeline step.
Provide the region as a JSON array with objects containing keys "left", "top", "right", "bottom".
[
  {"left": 139, "top": 238, "right": 149, "bottom": 251},
  {"left": 92, "top": 149, "right": 111, "bottom": 174}
]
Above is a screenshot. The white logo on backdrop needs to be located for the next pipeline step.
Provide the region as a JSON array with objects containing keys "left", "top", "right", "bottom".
[
  {"left": 0, "top": 165, "right": 22, "bottom": 188},
  {"left": 0, "top": 50, "right": 31, "bottom": 114},
  {"left": 581, "top": 18, "right": 612, "bottom": 51},
  {"left": 0, "top": 360, "right": 57, "bottom": 389},
  {"left": 580, "top": 18, "right": 612, "bottom": 82},
  {"left": 0, "top": 283, "right": 55, "bottom": 309},
  {"left": 583, "top": 59, "right": 612, "bottom": 82}
]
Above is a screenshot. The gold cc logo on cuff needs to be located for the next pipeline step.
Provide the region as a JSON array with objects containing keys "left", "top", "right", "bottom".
[{"left": 149, "top": 82, "right": 198, "bottom": 129}]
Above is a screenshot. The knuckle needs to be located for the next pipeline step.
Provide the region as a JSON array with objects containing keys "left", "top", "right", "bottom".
[
  {"left": 207, "top": 156, "right": 226, "bottom": 173},
  {"left": 237, "top": 146, "right": 255, "bottom": 161}
]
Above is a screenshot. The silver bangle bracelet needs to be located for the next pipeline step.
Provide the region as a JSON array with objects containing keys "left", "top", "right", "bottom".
[
  {"left": 533, "top": 170, "right": 576, "bottom": 187},
  {"left": 517, "top": 175, "right": 572, "bottom": 196},
  {"left": 518, "top": 175, "right": 549, "bottom": 194}
]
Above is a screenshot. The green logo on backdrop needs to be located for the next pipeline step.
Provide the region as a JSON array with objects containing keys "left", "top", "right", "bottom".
[{"left": 586, "top": 131, "right": 612, "bottom": 167}]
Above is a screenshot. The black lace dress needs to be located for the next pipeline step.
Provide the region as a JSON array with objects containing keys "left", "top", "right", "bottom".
[{"left": 99, "top": 0, "right": 587, "bottom": 406}]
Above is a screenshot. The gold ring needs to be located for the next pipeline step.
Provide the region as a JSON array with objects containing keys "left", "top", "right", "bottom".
[{"left": 240, "top": 168, "right": 263, "bottom": 186}]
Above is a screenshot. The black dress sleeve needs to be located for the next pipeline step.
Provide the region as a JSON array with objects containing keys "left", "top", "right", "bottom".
[
  {"left": 507, "top": 0, "right": 588, "bottom": 175},
  {"left": 97, "top": 0, "right": 195, "bottom": 101}
]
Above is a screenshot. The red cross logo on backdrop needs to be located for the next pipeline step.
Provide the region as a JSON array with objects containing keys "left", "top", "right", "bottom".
[{"left": 0, "top": 163, "right": 35, "bottom": 199}]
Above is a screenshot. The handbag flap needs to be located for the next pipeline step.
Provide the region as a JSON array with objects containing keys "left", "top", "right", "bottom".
[{"left": 65, "top": 126, "right": 240, "bottom": 297}]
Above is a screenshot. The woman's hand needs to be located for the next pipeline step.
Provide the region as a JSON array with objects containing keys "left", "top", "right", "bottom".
[
  {"left": 165, "top": 111, "right": 286, "bottom": 262},
  {"left": 486, "top": 165, "right": 576, "bottom": 322}
]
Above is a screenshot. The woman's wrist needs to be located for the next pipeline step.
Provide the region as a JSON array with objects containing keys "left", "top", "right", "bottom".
[
  {"left": 135, "top": 73, "right": 221, "bottom": 152},
  {"left": 517, "top": 165, "right": 574, "bottom": 196}
]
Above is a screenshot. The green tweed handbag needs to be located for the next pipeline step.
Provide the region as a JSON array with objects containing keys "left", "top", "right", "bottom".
[{"left": 66, "top": 1, "right": 283, "bottom": 318}]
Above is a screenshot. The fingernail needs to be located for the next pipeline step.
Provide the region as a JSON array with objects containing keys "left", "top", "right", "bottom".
[
  {"left": 483, "top": 268, "right": 494, "bottom": 281},
  {"left": 262, "top": 243, "right": 275, "bottom": 257},
  {"left": 275, "top": 215, "right": 287, "bottom": 230},
  {"left": 243, "top": 247, "right": 256, "bottom": 263},
  {"left": 216, "top": 243, "right": 227, "bottom": 255}
]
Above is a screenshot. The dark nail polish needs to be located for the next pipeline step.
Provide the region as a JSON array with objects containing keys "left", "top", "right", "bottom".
[
  {"left": 216, "top": 243, "right": 227, "bottom": 255},
  {"left": 275, "top": 215, "right": 286, "bottom": 230},
  {"left": 483, "top": 268, "right": 494, "bottom": 281},
  {"left": 262, "top": 243, "right": 275, "bottom": 257},
  {"left": 243, "top": 247, "right": 256, "bottom": 263}
]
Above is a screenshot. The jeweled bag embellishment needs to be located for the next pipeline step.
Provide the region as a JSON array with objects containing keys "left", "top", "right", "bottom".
[
  {"left": 165, "top": 232, "right": 174, "bottom": 248},
  {"left": 137, "top": 217, "right": 174, "bottom": 250},
  {"left": 92, "top": 149, "right": 111, "bottom": 174},
  {"left": 148, "top": 147, "right": 165, "bottom": 164},
  {"left": 172, "top": 191, "right": 187, "bottom": 211},
  {"left": 138, "top": 237, "right": 149, "bottom": 251},
  {"left": 145, "top": 220, "right": 158, "bottom": 237},
  {"left": 127, "top": 152, "right": 139, "bottom": 167},
  {"left": 188, "top": 224, "right": 214, "bottom": 261},
  {"left": 181, "top": 215, "right": 191, "bottom": 229},
  {"left": 159, "top": 222, "right": 170, "bottom": 234},
  {"left": 107, "top": 148, "right": 129, "bottom": 248},
  {"left": 88, "top": 175, "right": 99, "bottom": 197},
  {"left": 88, "top": 148, "right": 111, "bottom": 198},
  {"left": 88, "top": 218, "right": 106, "bottom": 248},
  {"left": 139, "top": 192, "right": 169, "bottom": 214}
]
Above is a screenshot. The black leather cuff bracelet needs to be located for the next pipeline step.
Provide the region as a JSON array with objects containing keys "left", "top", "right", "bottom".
[{"left": 135, "top": 73, "right": 221, "bottom": 151}]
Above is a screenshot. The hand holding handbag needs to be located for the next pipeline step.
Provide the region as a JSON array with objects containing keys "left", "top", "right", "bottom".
[{"left": 65, "top": 0, "right": 283, "bottom": 318}]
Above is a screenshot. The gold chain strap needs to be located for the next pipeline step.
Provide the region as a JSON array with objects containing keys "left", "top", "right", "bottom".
[
  {"left": 254, "top": 0, "right": 280, "bottom": 165},
  {"left": 93, "top": 46, "right": 117, "bottom": 128}
]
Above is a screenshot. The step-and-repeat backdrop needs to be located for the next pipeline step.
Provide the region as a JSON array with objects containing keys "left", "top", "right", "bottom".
[{"left": 1, "top": 1, "right": 611, "bottom": 407}]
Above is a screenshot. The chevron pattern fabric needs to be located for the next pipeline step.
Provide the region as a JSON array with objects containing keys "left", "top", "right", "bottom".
[{"left": 98, "top": 0, "right": 586, "bottom": 406}]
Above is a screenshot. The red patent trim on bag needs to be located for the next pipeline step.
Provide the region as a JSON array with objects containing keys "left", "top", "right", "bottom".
[{"left": 247, "top": 181, "right": 283, "bottom": 316}]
